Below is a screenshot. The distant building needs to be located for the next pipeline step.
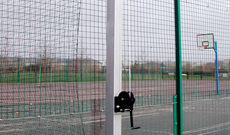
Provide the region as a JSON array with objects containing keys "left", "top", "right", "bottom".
[
  {"left": 99, "top": 61, "right": 106, "bottom": 73},
  {"left": 122, "top": 60, "right": 132, "bottom": 69},
  {"left": 223, "top": 59, "right": 230, "bottom": 69}
]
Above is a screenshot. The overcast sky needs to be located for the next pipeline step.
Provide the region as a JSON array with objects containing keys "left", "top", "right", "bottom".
[{"left": 0, "top": 0, "right": 230, "bottom": 63}]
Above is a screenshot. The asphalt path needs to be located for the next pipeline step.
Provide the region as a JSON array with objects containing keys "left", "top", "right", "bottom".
[
  {"left": 1, "top": 80, "right": 229, "bottom": 105},
  {"left": 1, "top": 80, "right": 230, "bottom": 134},
  {"left": 1, "top": 98, "right": 230, "bottom": 135}
]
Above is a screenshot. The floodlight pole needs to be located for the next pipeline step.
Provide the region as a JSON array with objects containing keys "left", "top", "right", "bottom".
[
  {"left": 214, "top": 41, "right": 219, "bottom": 95},
  {"left": 106, "top": 0, "right": 123, "bottom": 135}
]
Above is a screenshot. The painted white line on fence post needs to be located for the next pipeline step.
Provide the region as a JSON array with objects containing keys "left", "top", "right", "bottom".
[{"left": 106, "top": 0, "right": 123, "bottom": 135}]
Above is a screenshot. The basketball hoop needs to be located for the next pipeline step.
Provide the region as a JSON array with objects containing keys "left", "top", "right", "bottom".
[
  {"left": 198, "top": 46, "right": 205, "bottom": 51},
  {"left": 198, "top": 45, "right": 208, "bottom": 51}
]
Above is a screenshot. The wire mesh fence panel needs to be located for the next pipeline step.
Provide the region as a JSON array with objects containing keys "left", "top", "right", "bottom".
[
  {"left": 122, "top": 104, "right": 174, "bottom": 135},
  {"left": 122, "top": 0, "right": 176, "bottom": 134},
  {"left": 183, "top": 99, "right": 230, "bottom": 135},
  {"left": 0, "top": 0, "right": 106, "bottom": 134},
  {"left": 181, "top": 0, "right": 230, "bottom": 134},
  {"left": 2, "top": 0, "right": 230, "bottom": 134}
]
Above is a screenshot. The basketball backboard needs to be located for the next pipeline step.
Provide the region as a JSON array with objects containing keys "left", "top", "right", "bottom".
[{"left": 197, "top": 33, "right": 214, "bottom": 50}]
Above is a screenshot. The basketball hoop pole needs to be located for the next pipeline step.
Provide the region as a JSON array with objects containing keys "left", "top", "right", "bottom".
[
  {"left": 197, "top": 33, "right": 218, "bottom": 94},
  {"left": 214, "top": 41, "right": 219, "bottom": 95}
]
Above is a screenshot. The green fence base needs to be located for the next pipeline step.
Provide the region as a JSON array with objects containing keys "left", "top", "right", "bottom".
[{"left": 173, "top": 95, "right": 178, "bottom": 135}]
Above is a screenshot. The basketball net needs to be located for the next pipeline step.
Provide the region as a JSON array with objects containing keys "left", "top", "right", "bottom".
[{"left": 198, "top": 45, "right": 208, "bottom": 51}]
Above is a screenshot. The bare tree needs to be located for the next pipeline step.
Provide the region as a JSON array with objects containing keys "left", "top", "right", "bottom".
[
  {"left": 182, "top": 62, "right": 192, "bottom": 74},
  {"left": 35, "top": 40, "right": 53, "bottom": 85},
  {"left": 79, "top": 41, "right": 87, "bottom": 72},
  {"left": 136, "top": 52, "right": 148, "bottom": 64},
  {"left": 76, "top": 41, "right": 93, "bottom": 73},
  {"left": 36, "top": 40, "right": 52, "bottom": 71},
  {"left": 0, "top": 37, "right": 10, "bottom": 78},
  {"left": 132, "top": 52, "right": 148, "bottom": 73}
]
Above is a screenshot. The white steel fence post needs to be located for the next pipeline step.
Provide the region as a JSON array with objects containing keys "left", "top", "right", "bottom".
[{"left": 106, "top": 0, "right": 123, "bottom": 135}]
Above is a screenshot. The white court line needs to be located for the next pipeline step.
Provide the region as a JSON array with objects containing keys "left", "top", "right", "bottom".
[
  {"left": 198, "top": 126, "right": 230, "bottom": 135},
  {"left": 83, "top": 113, "right": 157, "bottom": 124},
  {"left": 184, "top": 121, "right": 230, "bottom": 134}
]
